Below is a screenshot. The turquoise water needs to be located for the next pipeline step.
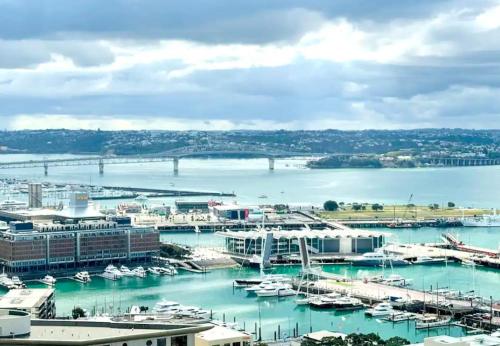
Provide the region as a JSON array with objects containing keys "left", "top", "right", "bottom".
[
  {"left": 1, "top": 154, "right": 499, "bottom": 341},
  {"left": 20, "top": 262, "right": 499, "bottom": 342}
]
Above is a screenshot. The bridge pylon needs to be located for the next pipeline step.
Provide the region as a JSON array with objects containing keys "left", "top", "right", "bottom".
[
  {"left": 43, "top": 162, "right": 48, "bottom": 176},
  {"left": 98, "top": 159, "right": 104, "bottom": 175},
  {"left": 173, "top": 157, "right": 179, "bottom": 174},
  {"left": 268, "top": 157, "right": 275, "bottom": 170}
]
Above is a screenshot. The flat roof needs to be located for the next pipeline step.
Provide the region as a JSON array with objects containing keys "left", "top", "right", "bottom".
[
  {"left": 196, "top": 325, "right": 252, "bottom": 342},
  {"left": 0, "top": 289, "right": 54, "bottom": 310},
  {"left": 217, "top": 228, "right": 388, "bottom": 240},
  {"left": 0, "top": 320, "right": 212, "bottom": 345},
  {"left": 304, "top": 330, "right": 346, "bottom": 341}
]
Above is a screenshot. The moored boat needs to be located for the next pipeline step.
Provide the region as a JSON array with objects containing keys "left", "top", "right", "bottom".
[
  {"left": 413, "top": 256, "right": 446, "bottom": 265},
  {"left": 365, "top": 302, "right": 394, "bottom": 317},
  {"left": 350, "top": 252, "right": 410, "bottom": 267},
  {"left": 41, "top": 275, "right": 57, "bottom": 286},
  {"left": 74, "top": 271, "right": 91, "bottom": 283},
  {"left": 415, "top": 315, "right": 451, "bottom": 329}
]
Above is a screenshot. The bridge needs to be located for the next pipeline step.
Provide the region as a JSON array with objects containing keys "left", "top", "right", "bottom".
[{"left": 0, "top": 146, "right": 313, "bottom": 175}]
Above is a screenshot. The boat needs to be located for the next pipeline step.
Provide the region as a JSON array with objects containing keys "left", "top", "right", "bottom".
[
  {"left": 102, "top": 265, "right": 123, "bottom": 280},
  {"left": 330, "top": 296, "right": 364, "bottom": 310},
  {"left": 119, "top": 266, "right": 136, "bottom": 277},
  {"left": 153, "top": 300, "right": 208, "bottom": 317},
  {"left": 415, "top": 315, "right": 451, "bottom": 329},
  {"left": 234, "top": 274, "right": 289, "bottom": 287},
  {"left": 132, "top": 266, "right": 147, "bottom": 278},
  {"left": 74, "top": 271, "right": 91, "bottom": 283},
  {"left": 11, "top": 276, "right": 26, "bottom": 288},
  {"left": 383, "top": 311, "right": 416, "bottom": 322},
  {"left": 350, "top": 252, "right": 410, "bottom": 267},
  {"left": 41, "top": 275, "right": 57, "bottom": 285},
  {"left": 308, "top": 293, "right": 342, "bottom": 308},
  {"left": 245, "top": 279, "right": 291, "bottom": 293},
  {"left": 255, "top": 284, "right": 295, "bottom": 297},
  {"left": 153, "top": 300, "right": 182, "bottom": 314},
  {"left": 413, "top": 256, "right": 447, "bottom": 265},
  {"left": 365, "top": 302, "right": 394, "bottom": 317},
  {"left": 382, "top": 274, "right": 412, "bottom": 287},
  {"left": 148, "top": 267, "right": 163, "bottom": 275},
  {"left": 387, "top": 222, "right": 421, "bottom": 229},
  {"left": 258, "top": 195, "right": 268, "bottom": 199},
  {"left": 159, "top": 266, "right": 178, "bottom": 276},
  {"left": 462, "top": 209, "right": 500, "bottom": 227}
]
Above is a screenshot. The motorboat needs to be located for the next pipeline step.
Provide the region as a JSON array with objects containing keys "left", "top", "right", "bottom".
[
  {"left": 11, "top": 276, "right": 25, "bottom": 288},
  {"left": 383, "top": 311, "right": 416, "bottom": 322},
  {"left": 132, "top": 266, "right": 147, "bottom": 278},
  {"left": 462, "top": 209, "right": 500, "bottom": 227},
  {"left": 41, "top": 275, "right": 57, "bottom": 286},
  {"left": 350, "top": 252, "right": 410, "bottom": 267},
  {"left": 245, "top": 279, "right": 291, "bottom": 293},
  {"left": 415, "top": 315, "right": 451, "bottom": 329},
  {"left": 308, "top": 293, "right": 342, "bottom": 308},
  {"left": 234, "top": 274, "right": 289, "bottom": 287},
  {"left": 256, "top": 284, "right": 295, "bottom": 297},
  {"left": 119, "top": 266, "right": 136, "bottom": 277},
  {"left": 153, "top": 300, "right": 182, "bottom": 313},
  {"left": 159, "top": 266, "right": 178, "bottom": 276},
  {"left": 365, "top": 302, "right": 394, "bottom": 317},
  {"left": 382, "top": 274, "right": 412, "bottom": 287},
  {"left": 148, "top": 267, "right": 163, "bottom": 276},
  {"left": 330, "top": 296, "right": 364, "bottom": 310},
  {"left": 413, "top": 256, "right": 447, "bottom": 265},
  {"left": 102, "top": 265, "right": 123, "bottom": 280},
  {"left": 74, "top": 271, "right": 91, "bottom": 283}
]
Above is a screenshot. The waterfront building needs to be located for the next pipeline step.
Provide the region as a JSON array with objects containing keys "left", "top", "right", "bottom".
[
  {"left": 176, "top": 201, "right": 210, "bottom": 213},
  {"left": 218, "top": 228, "right": 386, "bottom": 259},
  {"left": 28, "top": 183, "right": 42, "bottom": 209},
  {"left": 195, "top": 325, "right": 252, "bottom": 346},
  {"left": 0, "top": 288, "right": 55, "bottom": 319},
  {"left": 0, "top": 217, "right": 159, "bottom": 274},
  {"left": 0, "top": 310, "right": 211, "bottom": 345},
  {"left": 212, "top": 205, "right": 250, "bottom": 220}
]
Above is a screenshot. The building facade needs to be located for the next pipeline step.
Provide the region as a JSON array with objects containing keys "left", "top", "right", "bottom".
[{"left": 0, "top": 218, "right": 160, "bottom": 274}]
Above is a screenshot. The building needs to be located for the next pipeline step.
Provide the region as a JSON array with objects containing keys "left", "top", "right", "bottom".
[
  {"left": 219, "top": 228, "right": 386, "bottom": 259},
  {"left": 410, "top": 332, "right": 500, "bottom": 346},
  {"left": 211, "top": 205, "right": 249, "bottom": 220},
  {"left": 195, "top": 325, "right": 252, "bottom": 346},
  {"left": 0, "top": 217, "right": 160, "bottom": 274},
  {"left": 175, "top": 201, "right": 210, "bottom": 213},
  {"left": 0, "top": 310, "right": 212, "bottom": 345},
  {"left": 0, "top": 288, "right": 55, "bottom": 319},
  {"left": 28, "top": 183, "right": 42, "bottom": 209},
  {"left": 299, "top": 331, "right": 347, "bottom": 344}
]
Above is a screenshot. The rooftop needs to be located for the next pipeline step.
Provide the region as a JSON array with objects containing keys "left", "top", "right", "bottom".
[
  {"left": 217, "top": 228, "right": 388, "bottom": 240},
  {"left": 196, "top": 325, "right": 252, "bottom": 342},
  {"left": 0, "top": 289, "right": 54, "bottom": 310}
]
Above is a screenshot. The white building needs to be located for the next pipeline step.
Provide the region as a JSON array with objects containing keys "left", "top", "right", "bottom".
[
  {"left": 0, "top": 288, "right": 55, "bottom": 319},
  {"left": 195, "top": 325, "right": 252, "bottom": 346},
  {"left": 410, "top": 333, "right": 500, "bottom": 346},
  {"left": 0, "top": 311, "right": 212, "bottom": 346}
]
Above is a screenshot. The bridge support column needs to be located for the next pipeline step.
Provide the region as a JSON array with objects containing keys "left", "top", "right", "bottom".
[
  {"left": 268, "top": 158, "right": 275, "bottom": 170},
  {"left": 43, "top": 162, "right": 48, "bottom": 176},
  {"left": 98, "top": 159, "right": 104, "bottom": 175},
  {"left": 173, "top": 157, "right": 179, "bottom": 174}
]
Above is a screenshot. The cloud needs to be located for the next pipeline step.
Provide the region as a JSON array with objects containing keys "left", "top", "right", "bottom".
[{"left": 0, "top": 0, "right": 500, "bottom": 130}]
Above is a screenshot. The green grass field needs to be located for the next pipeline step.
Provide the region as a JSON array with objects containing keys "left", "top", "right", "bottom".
[{"left": 318, "top": 204, "right": 491, "bottom": 220}]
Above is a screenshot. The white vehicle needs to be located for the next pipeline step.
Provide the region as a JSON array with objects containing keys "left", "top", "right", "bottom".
[
  {"left": 148, "top": 267, "right": 163, "bottom": 275},
  {"left": 41, "top": 275, "right": 57, "bottom": 286},
  {"left": 119, "top": 266, "right": 136, "bottom": 277},
  {"left": 256, "top": 284, "right": 295, "bottom": 297},
  {"left": 365, "top": 302, "right": 394, "bottom": 317},
  {"left": 413, "top": 256, "right": 447, "bottom": 265},
  {"left": 132, "top": 266, "right": 147, "bottom": 278},
  {"left": 102, "top": 265, "right": 123, "bottom": 280},
  {"left": 74, "top": 271, "right": 91, "bottom": 283},
  {"left": 416, "top": 316, "right": 451, "bottom": 329},
  {"left": 462, "top": 209, "right": 500, "bottom": 227}
]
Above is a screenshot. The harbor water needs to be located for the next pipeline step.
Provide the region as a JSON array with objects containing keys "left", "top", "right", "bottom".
[{"left": 1, "top": 154, "right": 499, "bottom": 342}]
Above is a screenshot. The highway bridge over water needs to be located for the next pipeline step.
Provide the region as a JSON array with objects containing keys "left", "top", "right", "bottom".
[{"left": 0, "top": 146, "right": 316, "bottom": 175}]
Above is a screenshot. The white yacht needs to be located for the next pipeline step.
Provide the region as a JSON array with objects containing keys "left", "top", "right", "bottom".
[
  {"left": 256, "top": 284, "right": 295, "bottom": 297},
  {"left": 413, "top": 256, "right": 446, "bottom": 265},
  {"left": 74, "top": 271, "right": 91, "bottom": 283},
  {"left": 365, "top": 302, "right": 394, "bottom": 317},
  {"left": 462, "top": 209, "right": 500, "bottom": 227},
  {"left": 160, "top": 266, "right": 178, "bottom": 276},
  {"left": 382, "top": 274, "right": 412, "bottom": 287},
  {"left": 102, "top": 265, "right": 123, "bottom": 280},
  {"left": 132, "top": 266, "right": 147, "bottom": 278},
  {"left": 415, "top": 315, "right": 452, "bottom": 329},
  {"left": 308, "top": 293, "right": 342, "bottom": 308},
  {"left": 11, "top": 276, "right": 25, "bottom": 288},
  {"left": 384, "top": 311, "right": 416, "bottom": 322},
  {"left": 350, "top": 252, "right": 409, "bottom": 267},
  {"left": 148, "top": 267, "right": 163, "bottom": 275},
  {"left": 153, "top": 300, "right": 182, "bottom": 313},
  {"left": 119, "top": 266, "right": 136, "bottom": 277},
  {"left": 41, "top": 275, "right": 57, "bottom": 286},
  {"left": 245, "top": 279, "right": 290, "bottom": 293}
]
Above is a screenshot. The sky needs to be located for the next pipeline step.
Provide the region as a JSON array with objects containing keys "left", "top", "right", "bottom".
[{"left": 1, "top": 0, "right": 500, "bottom": 131}]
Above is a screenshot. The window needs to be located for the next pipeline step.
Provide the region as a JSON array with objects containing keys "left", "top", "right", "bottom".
[
  {"left": 233, "top": 343, "right": 241, "bottom": 346},
  {"left": 146, "top": 341, "right": 153, "bottom": 346},
  {"left": 171, "top": 335, "right": 188, "bottom": 346},
  {"left": 157, "top": 338, "right": 167, "bottom": 346}
]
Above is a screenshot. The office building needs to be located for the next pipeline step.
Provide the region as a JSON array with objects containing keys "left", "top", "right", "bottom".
[{"left": 0, "top": 288, "right": 55, "bottom": 319}]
